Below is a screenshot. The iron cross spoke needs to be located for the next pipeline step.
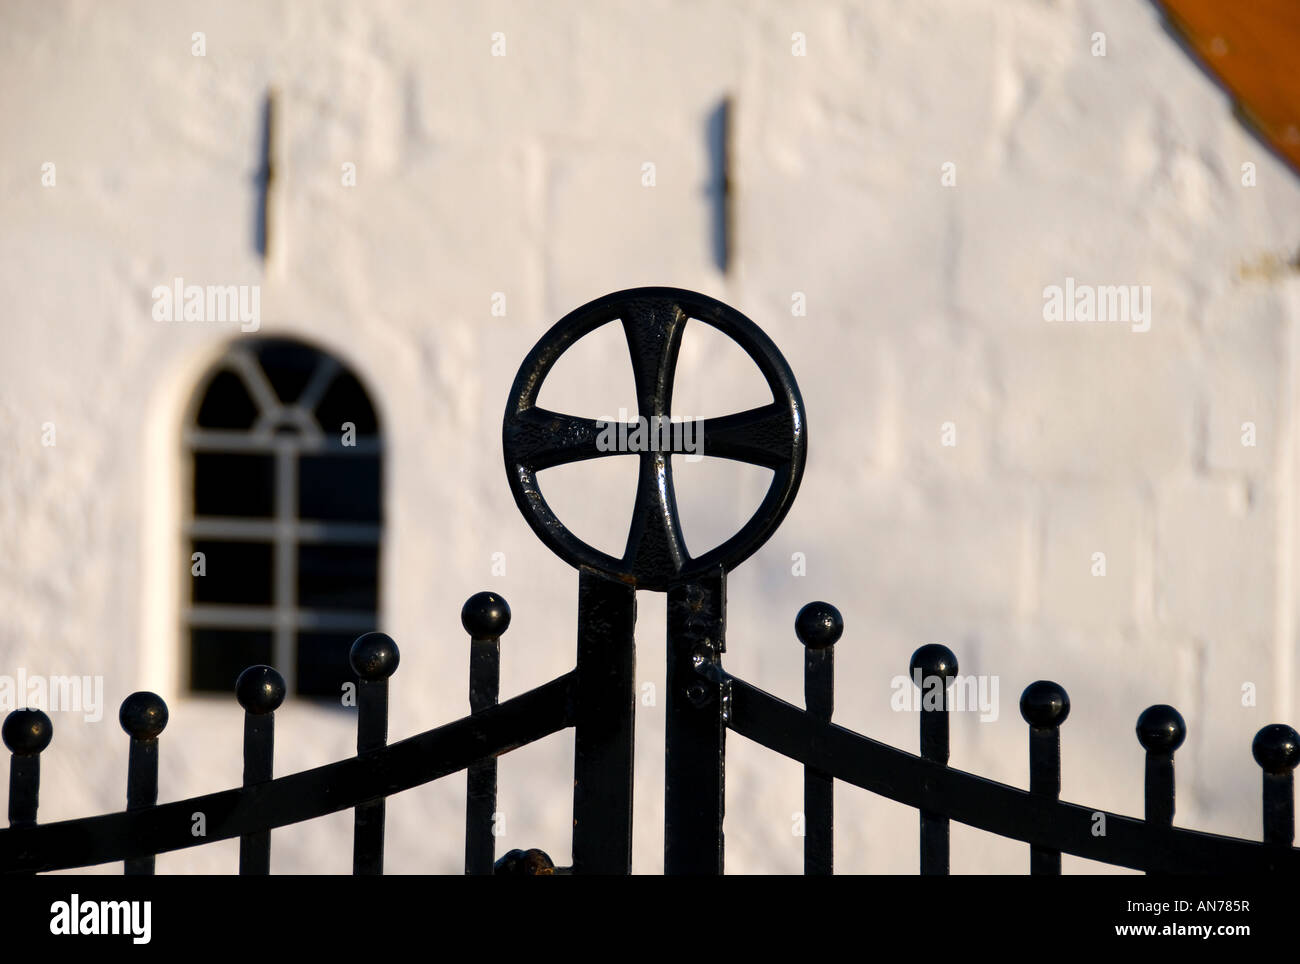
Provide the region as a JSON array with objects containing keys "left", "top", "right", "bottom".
[
  {"left": 618, "top": 296, "right": 688, "bottom": 418},
  {"left": 698, "top": 403, "right": 797, "bottom": 468},
  {"left": 505, "top": 408, "right": 630, "bottom": 472},
  {"left": 621, "top": 449, "right": 690, "bottom": 574}
]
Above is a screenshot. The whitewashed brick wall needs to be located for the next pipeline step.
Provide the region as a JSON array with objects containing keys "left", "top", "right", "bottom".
[{"left": 1, "top": 0, "right": 1298, "bottom": 873}]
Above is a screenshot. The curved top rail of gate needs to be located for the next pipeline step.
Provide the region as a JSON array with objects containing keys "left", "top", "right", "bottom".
[
  {"left": 501, "top": 287, "right": 806, "bottom": 590},
  {"left": 0, "top": 629, "right": 1295, "bottom": 873}
]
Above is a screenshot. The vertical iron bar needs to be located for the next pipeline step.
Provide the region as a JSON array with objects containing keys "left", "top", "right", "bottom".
[
  {"left": 3, "top": 710, "right": 52, "bottom": 832},
  {"left": 353, "top": 676, "right": 388, "bottom": 873},
  {"left": 236, "top": 665, "right": 284, "bottom": 875},
  {"left": 241, "top": 720, "right": 274, "bottom": 874},
  {"left": 665, "top": 569, "right": 727, "bottom": 875},
  {"left": 351, "top": 633, "right": 399, "bottom": 875},
  {"left": 1021, "top": 681, "right": 1070, "bottom": 875},
  {"left": 1145, "top": 751, "right": 1175, "bottom": 826},
  {"left": 461, "top": 593, "right": 510, "bottom": 875},
  {"left": 120, "top": 693, "right": 168, "bottom": 875},
  {"left": 1262, "top": 772, "right": 1295, "bottom": 847},
  {"left": 1028, "top": 728, "right": 1059, "bottom": 874},
  {"left": 6, "top": 753, "right": 40, "bottom": 829},
  {"left": 465, "top": 637, "right": 499, "bottom": 874},
  {"left": 803, "top": 650, "right": 833, "bottom": 875},
  {"left": 796, "top": 601, "right": 842, "bottom": 876},
  {"left": 1253, "top": 724, "right": 1300, "bottom": 846},
  {"left": 571, "top": 571, "right": 637, "bottom": 875},
  {"left": 911, "top": 644, "right": 957, "bottom": 875}
]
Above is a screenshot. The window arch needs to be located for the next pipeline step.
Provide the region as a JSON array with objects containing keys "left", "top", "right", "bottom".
[{"left": 183, "top": 338, "right": 382, "bottom": 699}]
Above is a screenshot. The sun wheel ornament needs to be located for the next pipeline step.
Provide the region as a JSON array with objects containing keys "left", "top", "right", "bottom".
[{"left": 501, "top": 287, "right": 807, "bottom": 590}]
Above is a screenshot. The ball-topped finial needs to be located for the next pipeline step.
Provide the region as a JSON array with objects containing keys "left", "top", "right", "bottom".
[
  {"left": 795, "top": 601, "right": 843, "bottom": 650},
  {"left": 462, "top": 592, "right": 511, "bottom": 640},
  {"left": 1136, "top": 704, "right": 1186, "bottom": 754},
  {"left": 493, "top": 848, "right": 556, "bottom": 875},
  {"left": 1252, "top": 723, "right": 1300, "bottom": 774},
  {"left": 1019, "top": 680, "right": 1071, "bottom": 728},
  {"left": 235, "top": 665, "right": 286, "bottom": 715},
  {"left": 909, "top": 643, "right": 959, "bottom": 685},
  {"left": 2, "top": 709, "right": 53, "bottom": 756},
  {"left": 119, "top": 691, "right": 169, "bottom": 740},
  {"left": 349, "top": 632, "right": 401, "bottom": 681}
]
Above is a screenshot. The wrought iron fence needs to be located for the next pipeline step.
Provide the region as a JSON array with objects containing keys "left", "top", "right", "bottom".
[{"left": 2, "top": 287, "right": 1297, "bottom": 875}]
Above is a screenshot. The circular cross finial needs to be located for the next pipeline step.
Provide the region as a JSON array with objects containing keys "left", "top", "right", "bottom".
[
  {"left": 502, "top": 287, "right": 807, "bottom": 592},
  {"left": 236, "top": 665, "right": 287, "bottom": 715},
  {"left": 1020, "top": 681, "right": 1071, "bottom": 728},
  {"left": 349, "top": 633, "right": 401, "bottom": 680},
  {"left": 1252, "top": 723, "right": 1300, "bottom": 774},
  {"left": 795, "top": 601, "right": 843, "bottom": 650},
  {"left": 119, "top": 692, "right": 169, "bottom": 741},
  {"left": 2, "top": 709, "right": 53, "bottom": 755},
  {"left": 462, "top": 592, "right": 512, "bottom": 639},
  {"left": 1136, "top": 704, "right": 1186, "bottom": 754},
  {"left": 909, "top": 644, "right": 959, "bottom": 685}
]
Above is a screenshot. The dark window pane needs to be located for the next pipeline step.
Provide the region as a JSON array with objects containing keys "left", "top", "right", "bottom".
[
  {"left": 190, "top": 629, "right": 273, "bottom": 693},
  {"left": 296, "top": 632, "right": 360, "bottom": 698},
  {"left": 315, "top": 369, "right": 379, "bottom": 436},
  {"left": 255, "top": 339, "right": 323, "bottom": 405},
  {"left": 299, "top": 456, "right": 381, "bottom": 522},
  {"left": 190, "top": 540, "right": 274, "bottom": 605},
  {"left": 193, "top": 453, "right": 276, "bottom": 517},
  {"left": 187, "top": 340, "right": 386, "bottom": 700},
  {"left": 195, "top": 369, "right": 260, "bottom": 429},
  {"left": 297, "top": 544, "right": 379, "bottom": 610}
]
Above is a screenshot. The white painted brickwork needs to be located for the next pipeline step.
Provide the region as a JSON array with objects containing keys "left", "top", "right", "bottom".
[{"left": 0, "top": 0, "right": 1298, "bottom": 873}]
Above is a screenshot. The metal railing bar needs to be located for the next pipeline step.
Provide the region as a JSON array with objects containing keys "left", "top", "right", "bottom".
[
  {"left": 184, "top": 429, "right": 381, "bottom": 455},
  {"left": 184, "top": 606, "right": 376, "bottom": 631},
  {"left": 187, "top": 518, "right": 382, "bottom": 543}
]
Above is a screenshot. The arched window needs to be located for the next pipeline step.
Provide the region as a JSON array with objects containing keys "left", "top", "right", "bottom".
[{"left": 183, "top": 338, "right": 382, "bottom": 699}]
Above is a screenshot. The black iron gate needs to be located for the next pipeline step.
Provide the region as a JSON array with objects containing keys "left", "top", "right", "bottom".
[{"left": 2, "top": 288, "right": 1297, "bottom": 874}]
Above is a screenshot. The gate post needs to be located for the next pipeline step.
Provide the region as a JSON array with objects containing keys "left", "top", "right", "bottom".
[
  {"left": 665, "top": 570, "right": 727, "bottom": 875},
  {"left": 571, "top": 569, "right": 637, "bottom": 874}
]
